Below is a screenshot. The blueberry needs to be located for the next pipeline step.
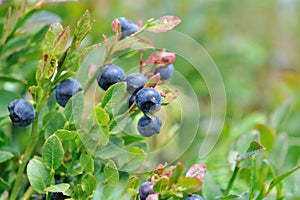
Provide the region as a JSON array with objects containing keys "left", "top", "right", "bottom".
[
  {"left": 8, "top": 99, "right": 35, "bottom": 126},
  {"left": 135, "top": 88, "right": 161, "bottom": 113},
  {"left": 154, "top": 64, "right": 174, "bottom": 80},
  {"left": 96, "top": 65, "right": 126, "bottom": 91},
  {"left": 55, "top": 78, "right": 83, "bottom": 107},
  {"left": 139, "top": 181, "right": 154, "bottom": 200},
  {"left": 128, "top": 95, "right": 136, "bottom": 108},
  {"left": 185, "top": 194, "right": 205, "bottom": 200},
  {"left": 41, "top": 192, "right": 69, "bottom": 200},
  {"left": 125, "top": 73, "right": 147, "bottom": 94},
  {"left": 137, "top": 115, "right": 162, "bottom": 137},
  {"left": 117, "top": 17, "right": 139, "bottom": 40}
]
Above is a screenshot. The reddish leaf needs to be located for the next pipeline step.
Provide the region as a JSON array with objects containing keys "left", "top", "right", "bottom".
[
  {"left": 147, "top": 16, "right": 181, "bottom": 33},
  {"left": 185, "top": 164, "right": 206, "bottom": 183}
]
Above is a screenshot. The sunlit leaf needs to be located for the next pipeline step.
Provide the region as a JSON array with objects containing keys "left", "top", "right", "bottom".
[
  {"left": 147, "top": 16, "right": 181, "bottom": 32},
  {"left": 103, "top": 160, "right": 119, "bottom": 186},
  {"left": 42, "top": 134, "right": 64, "bottom": 170}
]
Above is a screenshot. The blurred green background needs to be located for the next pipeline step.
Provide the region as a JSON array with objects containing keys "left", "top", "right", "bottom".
[{"left": 1, "top": 0, "right": 300, "bottom": 199}]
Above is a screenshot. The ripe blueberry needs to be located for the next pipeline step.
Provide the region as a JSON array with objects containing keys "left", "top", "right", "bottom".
[
  {"left": 55, "top": 78, "right": 83, "bottom": 107},
  {"left": 185, "top": 194, "right": 205, "bottom": 200},
  {"left": 125, "top": 73, "right": 147, "bottom": 94},
  {"left": 8, "top": 99, "right": 35, "bottom": 126},
  {"left": 117, "top": 17, "right": 139, "bottom": 40},
  {"left": 128, "top": 95, "right": 136, "bottom": 108},
  {"left": 154, "top": 64, "right": 174, "bottom": 80},
  {"left": 135, "top": 88, "right": 161, "bottom": 113},
  {"left": 96, "top": 65, "right": 126, "bottom": 91},
  {"left": 139, "top": 181, "right": 154, "bottom": 200},
  {"left": 137, "top": 115, "right": 162, "bottom": 137}
]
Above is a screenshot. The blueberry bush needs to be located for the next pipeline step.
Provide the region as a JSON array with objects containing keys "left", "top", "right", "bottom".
[{"left": 0, "top": 1, "right": 300, "bottom": 200}]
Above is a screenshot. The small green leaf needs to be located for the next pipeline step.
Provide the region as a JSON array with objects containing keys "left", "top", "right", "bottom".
[
  {"left": 103, "top": 160, "right": 119, "bottom": 186},
  {"left": 28, "top": 85, "right": 43, "bottom": 102},
  {"left": 255, "top": 124, "right": 275, "bottom": 152},
  {"left": 147, "top": 16, "right": 181, "bottom": 33},
  {"left": 113, "top": 36, "right": 154, "bottom": 52},
  {"left": 80, "top": 151, "right": 94, "bottom": 173},
  {"left": 101, "top": 82, "right": 127, "bottom": 113},
  {"left": 268, "top": 164, "right": 300, "bottom": 194},
  {"left": 64, "top": 92, "right": 84, "bottom": 123},
  {"left": 27, "top": 157, "right": 51, "bottom": 194},
  {"left": 42, "top": 23, "right": 64, "bottom": 53},
  {"left": 237, "top": 141, "right": 266, "bottom": 161},
  {"left": 82, "top": 173, "right": 97, "bottom": 197},
  {"left": 93, "top": 106, "right": 110, "bottom": 125},
  {"left": 169, "top": 163, "right": 184, "bottom": 185},
  {"left": 0, "top": 177, "right": 10, "bottom": 190},
  {"left": 55, "top": 129, "right": 78, "bottom": 140},
  {"left": 176, "top": 177, "right": 202, "bottom": 193},
  {"left": 153, "top": 176, "right": 169, "bottom": 192},
  {"left": 72, "top": 185, "right": 87, "bottom": 199},
  {"left": 52, "top": 26, "right": 70, "bottom": 55},
  {"left": 44, "top": 183, "right": 70, "bottom": 193},
  {"left": 126, "top": 177, "right": 140, "bottom": 196},
  {"left": 45, "top": 112, "right": 65, "bottom": 139},
  {"left": 216, "top": 194, "right": 242, "bottom": 199},
  {"left": 72, "top": 10, "right": 94, "bottom": 48},
  {"left": 127, "top": 147, "right": 147, "bottom": 163},
  {"left": 0, "top": 151, "right": 13, "bottom": 163},
  {"left": 42, "top": 134, "right": 64, "bottom": 170},
  {"left": 121, "top": 134, "right": 145, "bottom": 146}
]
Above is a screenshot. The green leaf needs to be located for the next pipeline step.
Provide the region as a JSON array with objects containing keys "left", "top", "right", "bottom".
[
  {"left": 72, "top": 185, "right": 87, "bottom": 199},
  {"left": 28, "top": 85, "right": 43, "bottom": 102},
  {"left": 55, "top": 129, "right": 78, "bottom": 140},
  {"left": 147, "top": 16, "right": 181, "bottom": 32},
  {"left": 237, "top": 141, "right": 266, "bottom": 162},
  {"left": 27, "top": 157, "right": 51, "bottom": 194},
  {"left": 45, "top": 112, "right": 65, "bottom": 139},
  {"left": 44, "top": 183, "right": 70, "bottom": 193},
  {"left": 254, "top": 124, "right": 275, "bottom": 152},
  {"left": 101, "top": 82, "right": 127, "bottom": 113},
  {"left": 52, "top": 26, "right": 70, "bottom": 55},
  {"left": 42, "top": 23, "right": 63, "bottom": 53},
  {"left": 267, "top": 164, "right": 300, "bottom": 194},
  {"left": 80, "top": 151, "right": 94, "bottom": 173},
  {"left": 72, "top": 10, "right": 94, "bottom": 48},
  {"left": 64, "top": 92, "right": 84, "bottom": 123},
  {"left": 93, "top": 106, "right": 110, "bottom": 125},
  {"left": 127, "top": 147, "right": 147, "bottom": 163},
  {"left": 0, "top": 151, "right": 13, "bottom": 163},
  {"left": 96, "top": 136, "right": 124, "bottom": 159},
  {"left": 78, "top": 131, "right": 99, "bottom": 155},
  {"left": 176, "top": 177, "right": 202, "bottom": 193},
  {"left": 126, "top": 177, "right": 140, "bottom": 196},
  {"left": 0, "top": 177, "right": 10, "bottom": 190},
  {"left": 153, "top": 176, "right": 169, "bottom": 192},
  {"left": 82, "top": 173, "right": 97, "bottom": 197},
  {"left": 121, "top": 134, "right": 145, "bottom": 146},
  {"left": 216, "top": 194, "right": 242, "bottom": 199},
  {"left": 42, "top": 134, "right": 64, "bottom": 170},
  {"left": 113, "top": 36, "right": 154, "bottom": 52},
  {"left": 0, "top": 74, "right": 27, "bottom": 84},
  {"left": 103, "top": 160, "right": 119, "bottom": 186},
  {"left": 169, "top": 163, "right": 184, "bottom": 185}
]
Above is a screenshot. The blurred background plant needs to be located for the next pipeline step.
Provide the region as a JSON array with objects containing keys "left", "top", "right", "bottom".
[{"left": 0, "top": 0, "right": 299, "bottom": 199}]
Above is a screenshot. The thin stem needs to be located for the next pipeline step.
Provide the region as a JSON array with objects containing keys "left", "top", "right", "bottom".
[
  {"left": 9, "top": 113, "right": 39, "bottom": 200},
  {"left": 224, "top": 160, "right": 240, "bottom": 196},
  {"left": 21, "top": 186, "right": 34, "bottom": 200}
]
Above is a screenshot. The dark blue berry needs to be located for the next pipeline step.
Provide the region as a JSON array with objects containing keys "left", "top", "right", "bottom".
[
  {"left": 135, "top": 88, "right": 161, "bottom": 113},
  {"left": 128, "top": 95, "right": 136, "bottom": 108},
  {"left": 117, "top": 17, "right": 139, "bottom": 40},
  {"left": 154, "top": 64, "right": 174, "bottom": 80},
  {"left": 139, "top": 181, "right": 154, "bottom": 200},
  {"left": 8, "top": 99, "right": 35, "bottom": 126},
  {"left": 137, "top": 115, "right": 162, "bottom": 137},
  {"left": 55, "top": 78, "right": 83, "bottom": 107},
  {"left": 41, "top": 192, "right": 69, "bottom": 200},
  {"left": 185, "top": 194, "right": 205, "bottom": 200},
  {"left": 125, "top": 73, "right": 147, "bottom": 94},
  {"left": 97, "top": 65, "right": 126, "bottom": 91}
]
